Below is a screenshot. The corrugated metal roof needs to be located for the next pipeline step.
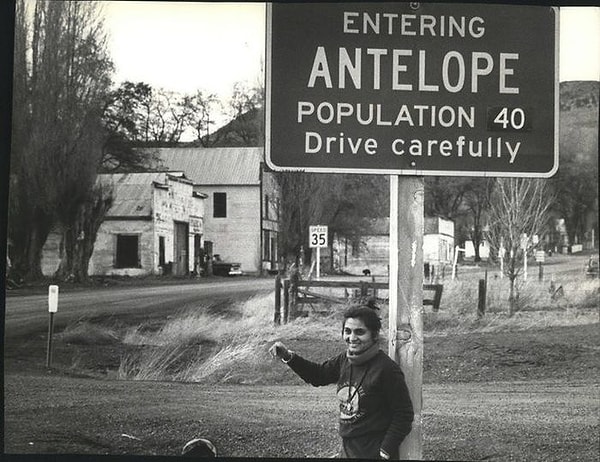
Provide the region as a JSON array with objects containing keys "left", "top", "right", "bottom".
[
  {"left": 152, "top": 147, "right": 264, "bottom": 185},
  {"left": 98, "top": 172, "right": 172, "bottom": 218}
]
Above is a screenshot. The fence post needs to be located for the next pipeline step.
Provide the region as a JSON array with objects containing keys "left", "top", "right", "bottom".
[
  {"left": 290, "top": 272, "right": 299, "bottom": 320},
  {"left": 371, "top": 275, "right": 378, "bottom": 299},
  {"left": 360, "top": 280, "right": 368, "bottom": 297},
  {"left": 274, "top": 275, "right": 282, "bottom": 325},
  {"left": 432, "top": 285, "right": 443, "bottom": 312},
  {"left": 477, "top": 279, "right": 486, "bottom": 318},
  {"left": 283, "top": 279, "right": 290, "bottom": 324}
]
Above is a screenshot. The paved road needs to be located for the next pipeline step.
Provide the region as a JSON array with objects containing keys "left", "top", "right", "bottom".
[{"left": 4, "top": 278, "right": 275, "bottom": 339}]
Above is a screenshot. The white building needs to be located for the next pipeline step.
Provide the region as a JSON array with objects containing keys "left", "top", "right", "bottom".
[
  {"left": 152, "top": 147, "right": 281, "bottom": 275},
  {"left": 42, "top": 172, "right": 206, "bottom": 277},
  {"left": 333, "top": 216, "right": 455, "bottom": 276}
]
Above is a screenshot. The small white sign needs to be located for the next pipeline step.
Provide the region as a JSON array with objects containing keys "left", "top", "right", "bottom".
[
  {"left": 309, "top": 225, "right": 328, "bottom": 248},
  {"left": 520, "top": 233, "right": 528, "bottom": 250},
  {"left": 535, "top": 250, "right": 545, "bottom": 263},
  {"left": 48, "top": 285, "right": 59, "bottom": 313}
]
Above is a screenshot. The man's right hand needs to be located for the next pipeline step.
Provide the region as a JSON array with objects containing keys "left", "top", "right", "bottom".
[{"left": 269, "top": 341, "right": 291, "bottom": 362}]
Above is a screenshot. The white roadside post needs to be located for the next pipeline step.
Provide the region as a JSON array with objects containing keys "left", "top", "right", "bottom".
[{"left": 46, "top": 285, "right": 59, "bottom": 368}]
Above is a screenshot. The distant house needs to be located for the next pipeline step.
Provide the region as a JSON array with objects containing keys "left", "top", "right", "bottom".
[
  {"left": 423, "top": 216, "right": 455, "bottom": 265},
  {"left": 42, "top": 172, "right": 206, "bottom": 277},
  {"left": 333, "top": 217, "right": 455, "bottom": 276},
  {"left": 151, "top": 147, "right": 281, "bottom": 275}
]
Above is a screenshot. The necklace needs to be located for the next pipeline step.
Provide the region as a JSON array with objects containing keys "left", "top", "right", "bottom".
[{"left": 345, "top": 362, "right": 371, "bottom": 413}]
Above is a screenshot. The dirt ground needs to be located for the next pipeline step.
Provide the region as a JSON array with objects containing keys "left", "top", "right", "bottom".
[
  {"left": 3, "top": 255, "right": 599, "bottom": 461},
  {"left": 3, "top": 320, "right": 599, "bottom": 461}
]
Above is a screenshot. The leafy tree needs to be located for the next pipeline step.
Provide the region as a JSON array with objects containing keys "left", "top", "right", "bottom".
[
  {"left": 424, "top": 177, "right": 471, "bottom": 219},
  {"left": 486, "top": 178, "right": 553, "bottom": 315},
  {"left": 550, "top": 81, "right": 599, "bottom": 247},
  {"left": 551, "top": 156, "right": 598, "bottom": 246},
  {"left": 101, "top": 81, "right": 157, "bottom": 172},
  {"left": 9, "top": 0, "right": 113, "bottom": 280}
]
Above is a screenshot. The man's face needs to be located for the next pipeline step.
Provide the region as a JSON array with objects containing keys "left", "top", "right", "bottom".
[{"left": 343, "top": 317, "right": 376, "bottom": 355}]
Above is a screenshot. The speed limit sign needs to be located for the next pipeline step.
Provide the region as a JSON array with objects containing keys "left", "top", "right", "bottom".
[{"left": 309, "top": 225, "right": 328, "bottom": 248}]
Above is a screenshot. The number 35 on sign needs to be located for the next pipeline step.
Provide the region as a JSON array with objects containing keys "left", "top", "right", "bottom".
[{"left": 309, "top": 225, "right": 328, "bottom": 248}]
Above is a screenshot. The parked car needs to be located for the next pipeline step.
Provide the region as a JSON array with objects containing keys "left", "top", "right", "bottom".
[
  {"left": 585, "top": 255, "right": 599, "bottom": 278},
  {"left": 212, "top": 255, "right": 243, "bottom": 276}
]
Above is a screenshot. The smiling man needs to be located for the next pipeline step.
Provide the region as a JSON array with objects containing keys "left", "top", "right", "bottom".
[{"left": 269, "top": 305, "right": 414, "bottom": 459}]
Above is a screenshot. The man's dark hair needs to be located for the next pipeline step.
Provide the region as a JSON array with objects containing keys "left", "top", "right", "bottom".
[{"left": 342, "top": 305, "right": 382, "bottom": 337}]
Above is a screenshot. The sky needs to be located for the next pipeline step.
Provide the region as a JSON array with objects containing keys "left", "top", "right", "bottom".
[
  {"left": 103, "top": 2, "right": 266, "bottom": 99},
  {"left": 102, "top": 3, "right": 600, "bottom": 98}
]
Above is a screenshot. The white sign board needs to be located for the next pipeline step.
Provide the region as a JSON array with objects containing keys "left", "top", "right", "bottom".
[
  {"left": 535, "top": 250, "right": 545, "bottom": 263},
  {"left": 309, "top": 225, "right": 328, "bottom": 248},
  {"left": 48, "top": 285, "right": 59, "bottom": 313}
]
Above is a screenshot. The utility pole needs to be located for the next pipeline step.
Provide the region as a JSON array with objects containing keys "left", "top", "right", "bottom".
[{"left": 388, "top": 176, "right": 423, "bottom": 460}]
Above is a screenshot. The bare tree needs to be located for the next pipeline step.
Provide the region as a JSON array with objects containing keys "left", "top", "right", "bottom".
[
  {"left": 9, "top": 0, "right": 113, "bottom": 280},
  {"left": 276, "top": 172, "right": 333, "bottom": 262},
  {"left": 486, "top": 178, "right": 554, "bottom": 315},
  {"left": 462, "top": 178, "right": 494, "bottom": 262},
  {"left": 185, "top": 90, "right": 222, "bottom": 146},
  {"left": 224, "top": 81, "right": 264, "bottom": 146},
  {"left": 275, "top": 173, "right": 388, "bottom": 267}
]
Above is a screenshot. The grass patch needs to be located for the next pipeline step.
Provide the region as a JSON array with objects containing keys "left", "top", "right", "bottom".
[
  {"left": 59, "top": 272, "right": 597, "bottom": 384},
  {"left": 59, "top": 321, "right": 121, "bottom": 345}
]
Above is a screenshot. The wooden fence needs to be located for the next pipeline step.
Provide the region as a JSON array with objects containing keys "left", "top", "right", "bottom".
[{"left": 274, "top": 275, "right": 443, "bottom": 324}]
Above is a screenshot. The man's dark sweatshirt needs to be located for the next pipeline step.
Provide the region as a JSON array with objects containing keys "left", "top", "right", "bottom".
[{"left": 286, "top": 349, "right": 414, "bottom": 458}]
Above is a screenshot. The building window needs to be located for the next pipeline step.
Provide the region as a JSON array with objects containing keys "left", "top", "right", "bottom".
[
  {"left": 158, "top": 236, "right": 165, "bottom": 267},
  {"left": 116, "top": 234, "right": 140, "bottom": 268},
  {"left": 263, "top": 230, "right": 270, "bottom": 261},
  {"left": 264, "top": 194, "right": 269, "bottom": 220},
  {"left": 213, "top": 192, "right": 227, "bottom": 218},
  {"left": 263, "top": 230, "right": 278, "bottom": 262}
]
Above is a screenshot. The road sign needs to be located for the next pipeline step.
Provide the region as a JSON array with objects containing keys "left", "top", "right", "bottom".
[
  {"left": 266, "top": 3, "right": 558, "bottom": 177},
  {"left": 48, "top": 285, "right": 59, "bottom": 313},
  {"left": 309, "top": 225, "right": 328, "bottom": 248},
  {"left": 535, "top": 250, "right": 545, "bottom": 263}
]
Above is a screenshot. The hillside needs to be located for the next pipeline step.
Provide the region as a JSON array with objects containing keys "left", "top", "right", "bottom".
[
  {"left": 559, "top": 81, "right": 599, "bottom": 165},
  {"left": 200, "top": 82, "right": 599, "bottom": 163}
]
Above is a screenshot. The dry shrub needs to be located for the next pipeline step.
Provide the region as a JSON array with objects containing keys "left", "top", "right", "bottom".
[
  {"left": 119, "top": 294, "right": 285, "bottom": 382},
  {"left": 177, "top": 340, "right": 259, "bottom": 383},
  {"left": 116, "top": 277, "right": 598, "bottom": 382},
  {"left": 118, "top": 342, "right": 203, "bottom": 381},
  {"left": 425, "top": 274, "right": 599, "bottom": 335},
  {"left": 59, "top": 321, "right": 121, "bottom": 345}
]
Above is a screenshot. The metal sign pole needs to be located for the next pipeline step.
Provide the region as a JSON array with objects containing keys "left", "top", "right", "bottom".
[
  {"left": 46, "top": 285, "right": 59, "bottom": 368},
  {"left": 46, "top": 312, "right": 55, "bottom": 368},
  {"left": 316, "top": 246, "right": 321, "bottom": 279},
  {"left": 389, "top": 175, "right": 423, "bottom": 459}
]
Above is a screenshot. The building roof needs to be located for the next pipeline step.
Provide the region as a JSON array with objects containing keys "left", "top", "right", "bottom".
[
  {"left": 151, "top": 147, "right": 264, "bottom": 186},
  {"left": 98, "top": 172, "right": 185, "bottom": 218}
]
